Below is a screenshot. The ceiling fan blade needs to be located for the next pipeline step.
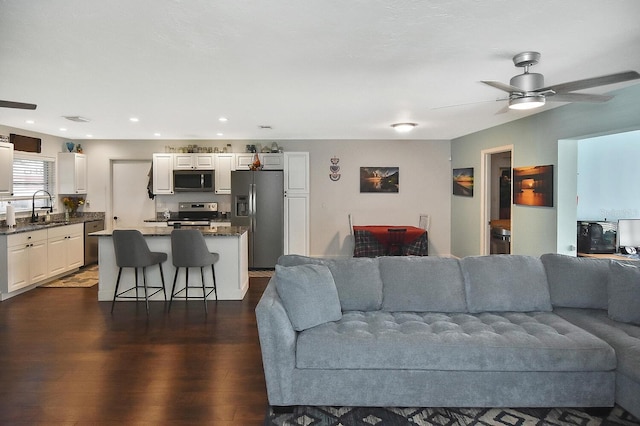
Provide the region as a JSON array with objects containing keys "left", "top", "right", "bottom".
[
  {"left": 541, "top": 70, "right": 640, "bottom": 94},
  {"left": 431, "top": 97, "right": 508, "bottom": 110},
  {"left": 495, "top": 104, "right": 510, "bottom": 115},
  {"left": 0, "top": 100, "right": 37, "bottom": 110},
  {"left": 546, "top": 93, "right": 613, "bottom": 103},
  {"left": 481, "top": 80, "right": 523, "bottom": 94}
]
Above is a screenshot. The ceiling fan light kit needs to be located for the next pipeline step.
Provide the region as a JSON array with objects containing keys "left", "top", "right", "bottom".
[
  {"left": 391, "top": 122, "right": 417, "bottom": 133},
  {"left": 509, "top": 95, "right": 546, "bottom": 110}
]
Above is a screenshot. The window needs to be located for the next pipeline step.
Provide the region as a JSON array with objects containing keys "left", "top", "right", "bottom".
[{"left": 0, "top": 154, "right": 56, "bottom": 215}]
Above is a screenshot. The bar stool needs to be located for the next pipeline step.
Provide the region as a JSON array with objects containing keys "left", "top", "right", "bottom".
[
  {"left": 111, "top": 230, "right": 168, "bottom": 315},
  {"left": 169, "top": 229, "right": 219, "bottom": 314},
  {"left": 387, "top": 228, "right": 407, "bottom": 256}
]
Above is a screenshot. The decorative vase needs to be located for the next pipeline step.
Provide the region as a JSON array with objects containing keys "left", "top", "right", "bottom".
[
  {"left": 66, "top": 142, "right": 75, "bottom": 152},
  {"left": 64, "top": 211, "right": 70, "bottom": 222}
]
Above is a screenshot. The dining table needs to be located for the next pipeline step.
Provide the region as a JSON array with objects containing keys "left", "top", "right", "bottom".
[{"left": 352, "top": 225, "right": 428, "bottom": 257}]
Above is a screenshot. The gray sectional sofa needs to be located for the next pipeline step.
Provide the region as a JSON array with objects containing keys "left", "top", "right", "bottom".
[{"left": 255, "top": 253, "right": 640, "bottom": 418}]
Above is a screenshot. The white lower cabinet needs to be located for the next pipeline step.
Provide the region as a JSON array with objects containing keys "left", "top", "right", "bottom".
[
  {"left": 4, "top": 229, "right": 48, "bottom": 294},
  {"left": 47, "top": 223, "right": 84, "bottom": 276}
]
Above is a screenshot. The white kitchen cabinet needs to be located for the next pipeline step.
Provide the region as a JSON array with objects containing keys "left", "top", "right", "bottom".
[
  {"left": 284, "top": 193, "right": 309, "bottom": 256},
  {"left": 284, "top": 152, "right": 309, "bottom": 194},
  {"left": 214, "top": 153, "right": 235, "bottom": 194},
  {"left": 236, "top": 153, "right": 283, "bottom": 170},
  {"left": 152, "top": 153, "right": 174, "bottom": 194},
  {"left": 3, "top": 229, "right": 48, "bottom": 294},
  {"left": 174, "top": 153, "right": 215, "bottom": 170},
  {"left": 57, "top": 152, "right": 87, "bottom": 194},
  {"left": 47, "top": 223, "right": 84, "bottom": 276},
  {"left": 0, "top": 141, "right": 13, "bottom": 195}
]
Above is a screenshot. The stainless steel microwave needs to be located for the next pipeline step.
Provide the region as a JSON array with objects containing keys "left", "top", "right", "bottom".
[{"left": 173, "top": 170, "right": 214, "bottom": 192}]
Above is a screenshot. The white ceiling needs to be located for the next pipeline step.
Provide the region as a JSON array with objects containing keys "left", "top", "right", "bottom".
[{"left": 1, "top": 0, "right": 640, "bottom": 141}]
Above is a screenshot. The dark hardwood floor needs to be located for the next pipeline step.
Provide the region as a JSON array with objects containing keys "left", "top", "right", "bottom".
[{"left": 0, "top": 277, "right": 271, "bottom": 425}]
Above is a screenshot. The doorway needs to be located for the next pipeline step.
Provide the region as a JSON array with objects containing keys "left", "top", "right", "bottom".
[
  {"left": 480, "top": 146, "right": 513, "bottom": 255},
  {"left": 110, "top": 160, "right": 155, "bottom": 229}
]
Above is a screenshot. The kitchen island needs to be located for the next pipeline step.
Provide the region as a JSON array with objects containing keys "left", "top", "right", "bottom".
[{"left": 92, "top": 226, "right": 249, "bottom": 301}]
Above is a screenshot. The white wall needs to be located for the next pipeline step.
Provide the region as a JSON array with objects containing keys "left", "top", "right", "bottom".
[{"left": 451, "top": 83, "right": 640, "bottom": 257}]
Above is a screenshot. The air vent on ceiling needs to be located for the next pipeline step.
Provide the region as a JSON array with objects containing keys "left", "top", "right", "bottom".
[{"left": 63, "top": 116, "right": 91, "bottom": 122}]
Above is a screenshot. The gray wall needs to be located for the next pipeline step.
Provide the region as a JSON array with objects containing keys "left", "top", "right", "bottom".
[{"left": 451, "top": 83, "right": 640, "bottom": 258}]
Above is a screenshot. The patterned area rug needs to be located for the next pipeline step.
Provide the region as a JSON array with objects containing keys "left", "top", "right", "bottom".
[
  {"left": 265, "top": 405, "right": 639, "bottom": 426},
  {"left": 39, "top": 264, "right": 99, "bottom": 288}
]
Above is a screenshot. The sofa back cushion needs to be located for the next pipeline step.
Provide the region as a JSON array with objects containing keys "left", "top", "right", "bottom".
[
  {"left": 379, "top": 256, "right": 467, "bottom": 312},
  {"left": 540, "top": 253, "right": 609, "bottom": 309},
  {"left": 277, "top": 255, "right": 383, "bottom": 311},
  {"left": 608, "top": 261, "right": 640, "bottom": 325},
  {"left": 274, "top": 264, "right": 342, "bottom": 331},
  {"left": 460, "top": 255, "right": 552, "bottom": 313}
]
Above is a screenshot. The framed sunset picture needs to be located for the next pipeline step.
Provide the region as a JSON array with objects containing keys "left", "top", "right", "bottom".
[{"left": 453, "top": 168, "right": 474, "bottom": 197}]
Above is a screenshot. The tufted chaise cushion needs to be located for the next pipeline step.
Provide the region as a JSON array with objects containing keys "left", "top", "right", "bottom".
[
  {"left": 295, "top": 310, "right": 616, "bottom": 372},
  {"left": 379, "top": 256, "right": 466, "bottom": 312}
]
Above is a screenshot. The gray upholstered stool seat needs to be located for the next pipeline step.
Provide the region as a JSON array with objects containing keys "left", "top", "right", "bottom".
[
  {"left": 169, "top": 229, "right": 219, "bottom": 313},
  {"left": 111, "top": 229, "right": 168, "bottom": 315}
]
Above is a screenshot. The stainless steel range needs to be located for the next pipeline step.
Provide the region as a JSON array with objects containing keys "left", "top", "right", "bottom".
[{"left": 167, "top": 202, "right": 218, "bottom": 226}]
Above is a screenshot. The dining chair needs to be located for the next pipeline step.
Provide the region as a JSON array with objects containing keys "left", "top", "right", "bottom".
[
  {"left": 111, "top": 229, "right": 168, "bottom": 315},
  {"left": 169, "top": 229, "right": 219, "bottom": 314},
  {"left": 387, "top": 228, "right": 407, "bottom": 256}
]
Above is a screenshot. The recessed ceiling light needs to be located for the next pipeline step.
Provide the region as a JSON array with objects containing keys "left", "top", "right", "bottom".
[
  {"left": 154, "top": 133, "right": 161, "bottom": 137},
  {"left": 129, "top": 117, "right": 139, "bottom": 122},
  {"left": 391, "top": 122, "right": 417, "bottom": 133},
  {"left": 25, "top": 120, "right": 35, "bottom": 124},
  {"left": 219, "top": 117, "right": 228, "bottom": 122},
  {"left": 85, "top": 134, "right": 93, "bottom": 138},
  {"left": 59, "top": 127, "right": 67, "bottom": 132},
  {"left": 217, "top": 133, "right": 224, "bottom": 136}
]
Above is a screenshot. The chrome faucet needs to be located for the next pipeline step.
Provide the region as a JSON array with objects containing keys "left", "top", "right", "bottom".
[{"left": 31, "top": 190, "right": 53, "bottom": 223}]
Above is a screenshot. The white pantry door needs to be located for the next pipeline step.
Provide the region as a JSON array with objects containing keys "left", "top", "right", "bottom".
[{"left": 111, "top": 160, "right": 155, "bottom": 229}]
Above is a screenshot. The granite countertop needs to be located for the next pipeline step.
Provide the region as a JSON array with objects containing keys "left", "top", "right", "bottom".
[
  {"left": 0, "top": 213, "right": 106, "bottom": 236},
  {"left": 91, "top": 225, "right": 248, "bottom": 237}
]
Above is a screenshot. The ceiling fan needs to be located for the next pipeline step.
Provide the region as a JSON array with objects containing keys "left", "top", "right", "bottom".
[
  {"left": 481, "top": 51, "right": 640, "bottom": 111},
  {"left": 0, "top": 100, "right": 37, "bottom": 110}
]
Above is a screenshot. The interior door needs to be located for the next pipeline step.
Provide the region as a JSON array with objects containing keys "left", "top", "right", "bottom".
[{"left": 111, "top": 160, "right": 155, "bottom": 229}]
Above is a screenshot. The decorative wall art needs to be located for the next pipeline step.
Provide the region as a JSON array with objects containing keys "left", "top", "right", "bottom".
[
  {"left": 359, "top": 167, "right": 399, "bottom": 193},
  {"left": 453, "top": 167, "right": 474, "bottom": 197},
  {"left": 513, "top": 165, "right": 554, "bottom": 207},
  {"left": 329, "top": 156, "right": 341, "bottom": 181}
]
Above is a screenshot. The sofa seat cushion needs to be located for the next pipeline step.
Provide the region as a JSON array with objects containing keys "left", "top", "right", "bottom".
[
  {"left": 555, "top": 307, "right": 640, "bottom": 383},
  {"left": 296, "top": 310, "right": 616, "bottom": 372}
]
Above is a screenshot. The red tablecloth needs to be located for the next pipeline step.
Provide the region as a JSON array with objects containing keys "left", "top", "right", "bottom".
[{"left": 352, "top": 225, "right": 428, "bottom": 257}]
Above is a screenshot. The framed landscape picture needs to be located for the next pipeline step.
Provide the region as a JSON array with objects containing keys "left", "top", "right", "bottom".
[
  {"left": 513, "top": 165, "right": 553, "bottom": 207},
  {"left": 453, "top": 167, "right": 474, "bottom": 197},
  {"left": 360, "top": 167, "right": 399, "bottom": 193}
]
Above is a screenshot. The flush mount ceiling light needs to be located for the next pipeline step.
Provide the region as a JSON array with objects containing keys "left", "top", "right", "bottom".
[
  {"left": 129, "top": 117, "right": 139, "bottom": 122},
  {"left": 508, "top": 95, "right": 546, "bottom": 110},
  {"left": 391, "top": 123, "right": 417, "bottom": 133},
  {"left": 63, "top": 115, "right": 91, "bottom": 122}
]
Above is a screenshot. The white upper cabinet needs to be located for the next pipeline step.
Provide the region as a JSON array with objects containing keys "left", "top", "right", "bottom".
[
  {"left": 174, "top": 153, "right": 215, "bottom": 170},
  {"left": 236, "top": 153, "right": 284, "bottom": 170},
  {"left": 57, "top": 152, "right": 87, "bottom": 194},
  {"left": 284, "top": 152, "right": 309, "bottom": 194},
  {"left": 152, "top": 153, "right": 174, "bottom": 194},
  {"left": 0, "top": 141, "right": 13, "bottom": 195},
  {"left": 214, "top": 153, "right": 235, "bottom": 194}
]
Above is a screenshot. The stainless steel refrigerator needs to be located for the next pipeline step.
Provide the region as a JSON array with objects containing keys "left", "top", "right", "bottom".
[{"left": 231, "top": 170, "right": 284, "bottom": 269}]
